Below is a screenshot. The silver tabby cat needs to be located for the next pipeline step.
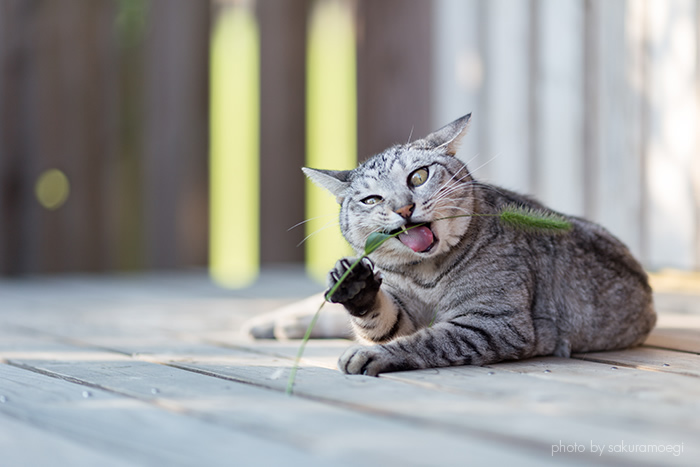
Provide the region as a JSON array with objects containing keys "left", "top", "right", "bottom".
[{"left": 303, "top": 113, "right": 656, "bottom": 376}]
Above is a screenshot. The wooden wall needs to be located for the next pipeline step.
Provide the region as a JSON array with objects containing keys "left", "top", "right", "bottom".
[
  {"left": 432, "top": 0, "right": 700, "bottom": 270},
  {"left": 0, "top": 0, "right": 210, "bottom": 275},
  {"left": 0, "top": 0, "right": 432, "bottom": 276},
  {"left": 1, "top": 0, "right": 698, "bottom": 276}
]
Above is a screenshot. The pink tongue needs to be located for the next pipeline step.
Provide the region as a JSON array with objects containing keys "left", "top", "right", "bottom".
[{"left": 398, "top": 226, "right": 434, "bottom": 252}]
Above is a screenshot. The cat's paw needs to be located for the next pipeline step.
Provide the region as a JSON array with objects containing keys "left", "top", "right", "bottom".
[
  {"left": 326, "top": 257, "right": 382, "bottom": 317},
  {"left": 338, "top": 344, "right": 403, "bottom": 376}
]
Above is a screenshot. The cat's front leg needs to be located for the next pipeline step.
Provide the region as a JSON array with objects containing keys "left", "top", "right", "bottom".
[
  {"left": 339, "top": 312, "right": 535, "bottom": 376},
  {"left": 327, "top": 258, "right": 415, "bottom": 343}
]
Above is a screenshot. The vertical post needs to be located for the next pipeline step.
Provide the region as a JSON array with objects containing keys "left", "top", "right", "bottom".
[
  {"left": 258, "top": 0, "right": 308, "bottom": 264},
  {"left": 642, "top": 0, "right": 698, "bottom": 270},
  {"left": 143, "top": 0, "right": 210, "bottom": 269},
  {"left": 481, "top": 0, "right": 533, "bottom": 192},
  {"left": 0, "top": 0, "right": 119, "bottom": 274},
  {"left": 114, "top": 0, "right": 148, "bottom": 271},
  {"left": 305, "top": 0, "right": 357, "bottom": 282},
  {"left": 587, "top": 0, "right": 646, "bottom": 259},
  {"left": 210, "top": 1, "right": 261, "bottom": 287},
  {"left": 694, "top": 0, "right": 700, "bottom": 270},
  {"left": 356, "top": 0, "right": 432, "bottom": 160},
  {"left": 431, "top": 0, "right": 482, "bottom": 164},
  {"left": 0, "top": 0, "right": 29, "bottom": 275},
  {"left": 533, "top": 0, "right": 586, "bottom": 216}
]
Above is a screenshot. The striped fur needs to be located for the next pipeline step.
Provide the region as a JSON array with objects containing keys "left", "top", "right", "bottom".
[{"left": 304, "top": 114, "right": 656, "bottom": 376}]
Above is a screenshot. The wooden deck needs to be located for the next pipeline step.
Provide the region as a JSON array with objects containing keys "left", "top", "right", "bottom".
[{"left": 1, "top": 271, "right": 698, "bottom": 466}]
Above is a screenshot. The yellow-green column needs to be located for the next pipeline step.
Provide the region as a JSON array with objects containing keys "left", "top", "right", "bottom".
[
  {"left": 306, "top": 0, "right": 356, "bottom": 282},
  {"left": 209, "top": 5, "right": 260, "bottom": 288}
]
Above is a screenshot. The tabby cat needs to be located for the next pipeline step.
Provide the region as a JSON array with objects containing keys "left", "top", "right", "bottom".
[{"left": 299, "top": 114, "right": 656, "bottom": 376}]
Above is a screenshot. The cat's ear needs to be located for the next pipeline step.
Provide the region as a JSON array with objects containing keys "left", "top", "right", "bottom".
[
  {"left": 418, "top": 113, "right": 472, "bottom": 156},
  {"left": 302, "top": 167, "right": 352, "bottom": 202}
]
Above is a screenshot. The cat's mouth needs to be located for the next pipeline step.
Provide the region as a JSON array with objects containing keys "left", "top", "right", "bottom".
[{"left": 391, "top": 223, "right": 437, "bottom": 253}]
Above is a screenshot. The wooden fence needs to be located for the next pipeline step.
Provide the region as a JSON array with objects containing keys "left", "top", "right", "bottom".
[
  {"left": 433, "top": 0, "right": 700, "bottom": 271},
  {"left": 0, "top": 0, "right": 210, "bottom": 275},
  {"left": 1, "top": 0, "right": 698, "bottom": 280}
]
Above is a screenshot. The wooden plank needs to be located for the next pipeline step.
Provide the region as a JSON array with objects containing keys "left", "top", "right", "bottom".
[
  {"left": 481, "top": 0, "right": 533, "bottom": 193},
  {"left": 258, "top": 0, "right": 308, "bottom": 264},
  {"left": 3, "top": 275, "right": 700, "bottom": 464},
  {"left": 0, "top": 0, "right": 120, "bottom": 274},
  {"left": 575, "top": 347, "right": 700, "bottom": 378},
  {"left": 646, "top": 328, "right": 700, "bottom": 354},
  {"left": 143, "top": 0, "right": 210, "bottom": 268},
  {"left": 0, "top": 363, "right": 323, "bottom": 467},
  {"left": 644, "top": 310, "right": 700, "bottom": 353},
  {"left": 0, "top": 0, "right": 24, "bottom": 276},
  {"left": 6, "top": 350, "right": 547, "bottom": 467},
  {"left": 430, "top": 0, "right": 482, "bottom": 165},
  {"left": 10, "top": 313, "right": 698, "bottom": 464},
  {"left": 23, "top": 1, "right": 119, "bottom": 273},
  {"left": 533, "top": 0, "right": 586, "bottom": 216},
  {"left": 228, "top": 338, "right": 700, "bottom": 406},
  {"left": 149, "top": 343, "right": 699, "bottom": 464},
  {"left": 0, "top": 412, "right": 134, "bottom": 467},
  {"left": 588, "top": 0, "right": 645, "bottom": 256},
  {"left": 5, "top": 325, "right": 699, "bottom": 464},
  {"left": 356, "top": 0, "right": 432, "bottom": 160},
  {"left": 0, "top": 1, "right": 43, "bottom": 274},
  {"left": 4, "top": 275, "right": 700, "bottom": 465},
  {"left": 489, "top": 356, "right": 700, "bottom": 403},
  {"left": 50, "top": 0, "right": 119, "bottom": 273},
  {"left": 0, "top": 326, "right": 555, "bottom": 466},
  {"left": 643, "top": 0, "right": 698, "bottom": 269}
]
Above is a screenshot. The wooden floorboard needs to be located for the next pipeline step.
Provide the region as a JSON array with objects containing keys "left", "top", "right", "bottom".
[
  {"left": 0, "top": 272, "right": 698, "bottom": 466},
  {"left": 0, "top": 411, "right": 135, "bottom": 467}
]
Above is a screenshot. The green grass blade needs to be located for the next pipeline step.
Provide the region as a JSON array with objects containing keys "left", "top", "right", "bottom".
[
  {"left": 364, "top": 232, "right": 392, "bottom": 255},
  {"left": 286, "top": 301, "right": 324, "bottom": 396},
  {"left": 498, "top": 204, "right": 572, "bottom": 233}
]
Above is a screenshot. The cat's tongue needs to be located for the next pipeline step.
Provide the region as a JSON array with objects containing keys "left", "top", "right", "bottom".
[{"left": 398, "top": 225, "right": 434, "bottom": 253}]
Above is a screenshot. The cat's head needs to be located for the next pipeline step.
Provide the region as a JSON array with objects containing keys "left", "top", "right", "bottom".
[{"left": 304, "top": 114, "right": 475, "bottom": 266}]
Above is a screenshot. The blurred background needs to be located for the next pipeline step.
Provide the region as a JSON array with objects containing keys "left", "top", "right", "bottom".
[{"left": 0, "top": 0, "right": 698, "bottom": 288}]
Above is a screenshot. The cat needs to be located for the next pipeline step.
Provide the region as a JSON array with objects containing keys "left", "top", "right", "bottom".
[{"left": 248, "top": 113, "right": 656, "bottom": 376}]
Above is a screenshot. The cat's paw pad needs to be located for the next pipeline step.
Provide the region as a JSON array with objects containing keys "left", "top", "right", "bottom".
[
  {"left": 326, "top": 257, "right": 382, "bottom": 316},
  {"left": 338, "top": 344, "right": 396, "bottom": 376}
]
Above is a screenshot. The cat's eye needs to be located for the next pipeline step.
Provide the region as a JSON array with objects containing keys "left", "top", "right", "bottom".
[
  {"left": 361, "top": 195, "right": 383, "bottom": 205},
  {"left": 409, "top": 168, "right": 429, "bottom": 187}
]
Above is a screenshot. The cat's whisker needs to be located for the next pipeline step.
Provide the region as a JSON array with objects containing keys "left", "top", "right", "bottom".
[
  {"left": 287, "top": 213, "right": 339, "bottom": 232},
  {"left": 431, "top": 167, "right": 471, "bottom": 199},
  {"left": 467, "top": 153, "right": 501, "bottom": 177},
  {"left": 462, "top": 152, "right": 482, "bottom": 168},
  {"left": 436, "top": 205, "right": 473, "bottom": 216},
  {"left": 433, "top": 180, "right": 471, "bottom": 203},
  {"left": 430, "top": 171, "right": 472, "bottom": 203},
  {"left": 296, "top": 220, "right": 341, "bottom": 247},
  {"left": 467, "top": 180, "right": 510, "bottom": 198}
]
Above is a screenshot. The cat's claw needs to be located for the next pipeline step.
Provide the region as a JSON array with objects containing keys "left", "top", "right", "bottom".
[
  {"left": 338, "top": 344, "right": 405, "bottom": 376},
  {"left": 326, "top": 257, "right": 382, "bottom": 317}
]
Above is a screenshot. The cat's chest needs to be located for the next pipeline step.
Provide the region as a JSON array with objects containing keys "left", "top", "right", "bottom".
[{"left": 381, "top": 268, "right": 453, "bottom": 309}]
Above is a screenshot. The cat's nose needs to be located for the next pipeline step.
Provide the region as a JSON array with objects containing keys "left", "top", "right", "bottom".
[{"left": 395, "top": 203, "right": 415, "bottom": 219}]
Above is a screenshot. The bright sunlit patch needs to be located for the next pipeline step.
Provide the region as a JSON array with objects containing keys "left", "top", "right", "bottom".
[
  {"left": 306, "top": 0, "right": 356, "bottom": 282},
  {"left": 209, "top": 5, "right": 260, "bottom": 288},
  {"left": 35, "top": 169, "right": 70, "bottom": 210}
]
